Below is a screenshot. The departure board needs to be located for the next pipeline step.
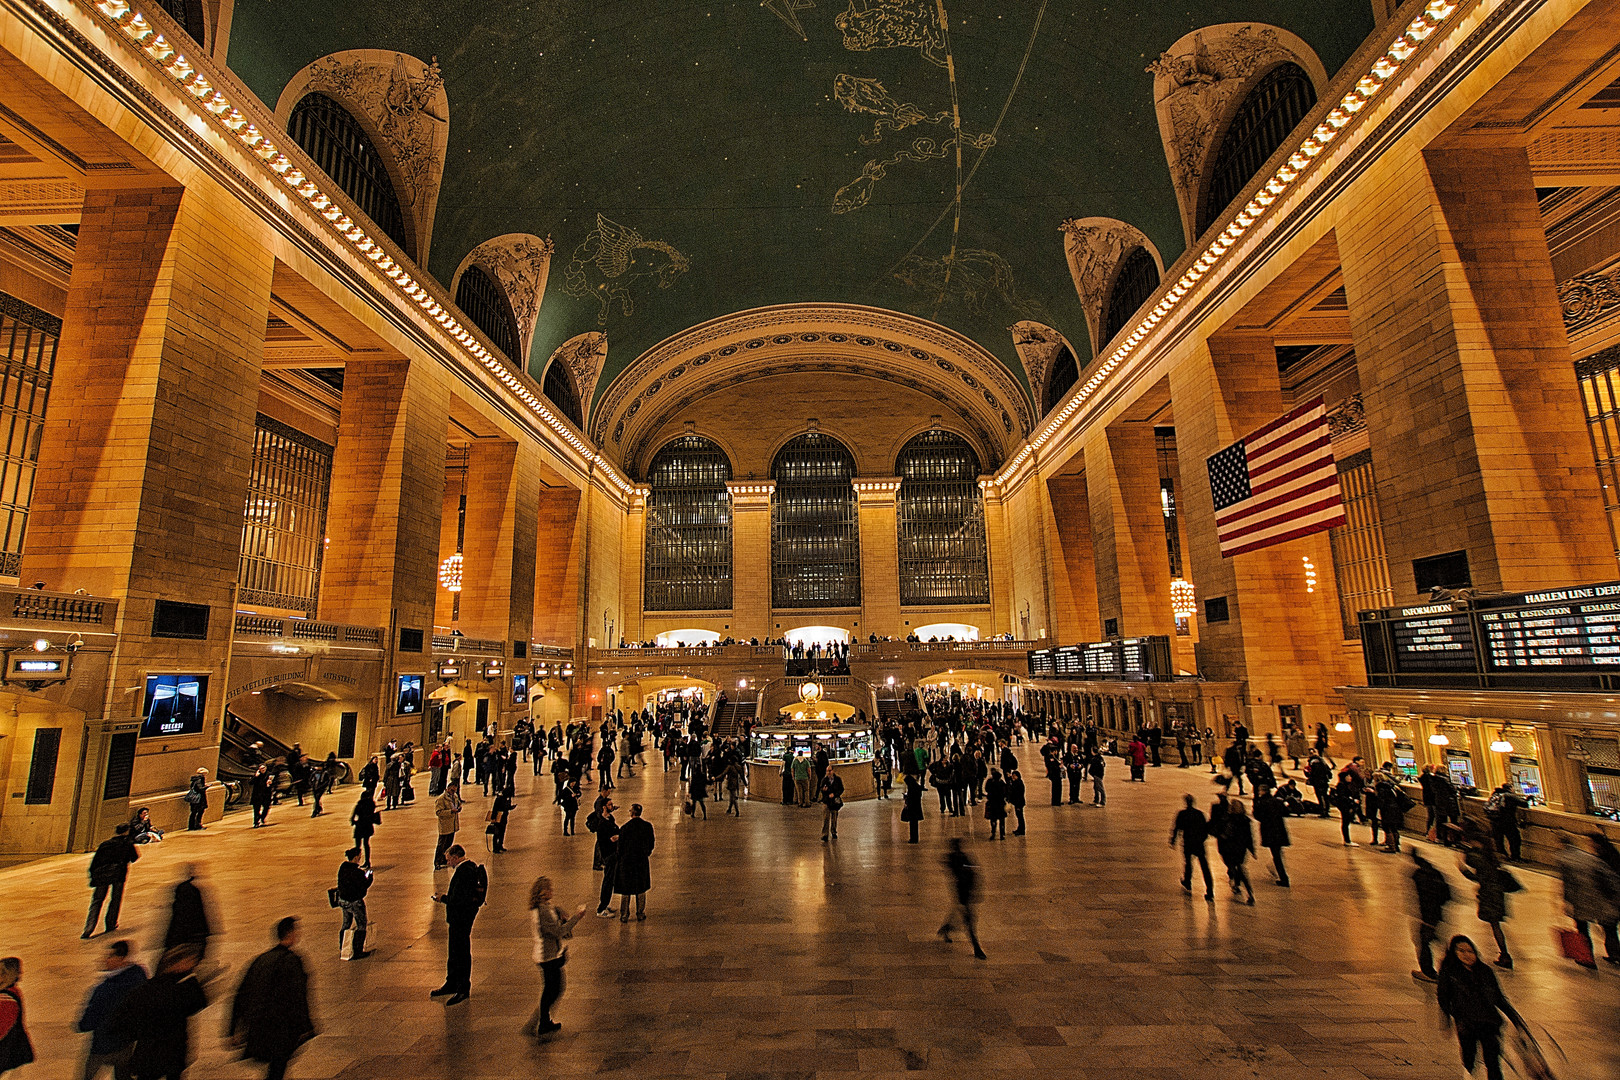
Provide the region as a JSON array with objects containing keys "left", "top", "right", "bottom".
[
  {"left": 1388, "top": 605, "right": 1477, "bottom": 673},
  {"left": 1478, "top": 585, "right": 1620, "bottom": 671},
  {"left": 1028, "top": 637, "right": 1172, "bottom": 682},
  {"left": 1082, "top": 641, "right": 1122, "bottom": 676}
]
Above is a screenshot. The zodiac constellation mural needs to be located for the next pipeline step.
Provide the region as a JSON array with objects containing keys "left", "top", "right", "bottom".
[
  {"left": 892, "top": 250, "right": 1046, "bottom": 322},
  {"left": 562, "top": 214, "right": 690, "bottom": 325},
  {"left": 762, "top": 0, "right": 815, "bottom": 39},
  {"left": 831, "top": 74, "right": 994, "bottom": 214},
  {"left": 835, "top": 0, "right": 947, "bottom": 67}
]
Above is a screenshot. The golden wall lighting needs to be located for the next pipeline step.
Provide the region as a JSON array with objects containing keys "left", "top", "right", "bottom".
[
  {"left": 438, "top": 553, "right": 463, "bottom": 593},
  {"left": 1334, "top": 721, "right": 1353, "bottom": 733},
  {"left": 1302, "top": 556, "right": 1317, "bottom": 595},
  {"left": 1170, "top": 578, "right": 1197, "bottom": 619},
  {"left": 1428, "top": 732, "right": 1450, "bottom": 746},
  {"left": 1377, "top": 727, "right": 1397, "bottom": 741},
  {"left": 1490, "top": 735, "right": 1514, "bottom": 753}
]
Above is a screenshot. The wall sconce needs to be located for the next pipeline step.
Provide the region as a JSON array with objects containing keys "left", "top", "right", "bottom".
[
  {"left": 1490, "top": 729, "right": 1514, "bottom": 753},
  {"left": 482, "top": 659, "right": 504, "bottom": 680},
  {"left": 1334, "top": 720, "right": 1352, "bottom": 732},
  {"left": 1428, "top": 732, "right": 1450, "bottom": 746},
  {"left": 1302, "top": 556, "right": 1317, "bottom": 594},
  {"left": 1377, "top": 727, "right": 1396, "bottom": 741}
]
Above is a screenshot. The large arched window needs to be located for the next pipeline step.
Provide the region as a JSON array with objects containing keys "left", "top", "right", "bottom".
[
  {"left": 287, "top": 93, "right": 412, "bottom": 257},
  {"left": 1199, "top": 63, "right": 1317, "bottom": 236},
  {"left": 155, "top": 0, "right": 205, "bottom": 42},
  {"left": 455, "top": 265, "right": 520, "bottom": 362},
  {"left": 1102, "top": 247, "right": 1160, "bottom": 348},
  {"left": 543, "top": 361, "right": 582, "bottom": 428},
  {"left": 896, "top": 430, "right": 989, "bottom": 606},
  {"left": 1045, "top": 344, "right": 1079, "bottom": 414},
  {"left": 644, "top": 436, "right": 732, "bottom": 612},
  {"left": 772, "top": 433, "right": 860, "bottom": 609}
]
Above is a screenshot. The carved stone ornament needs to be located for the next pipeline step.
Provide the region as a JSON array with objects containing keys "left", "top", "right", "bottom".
[
  {"left": 1560, "top": 266, "right": 1620, "bottom": 338},
  {"left": 276, "top": 50, "right": 450, "bottom": 263},
  {"left": 1009, "top": 321, "right": 1070, "bottom": 415},
  {"left": 1147, "top": 24, "right": 1324, "bottom": 245},
  {"left": 549, "top": 332, "right": 609, "bottom": 419},
  {"left": 1057, "top": 217, "right": 1159, "bottom": 356},
  {"left": 456, "top": 233, "right": 554, "bottom": 362}
]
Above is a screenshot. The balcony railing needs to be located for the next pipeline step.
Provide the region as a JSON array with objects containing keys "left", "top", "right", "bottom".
[
  {"left": 234, "top": 614, "right": 382, "bottom": 648},
  {"left": 432, "top": 634, "right": 506, "bottom": 656},
  {"left": 530, "top": 644, "right": 575, "bottom": 661},
  {"left": 5, "top": 588, "right": 119, "bottom": 630}
]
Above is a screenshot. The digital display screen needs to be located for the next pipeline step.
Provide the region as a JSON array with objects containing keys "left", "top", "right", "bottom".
[
  {"left": 1387, "top": 605, "right": 1476, "bottom": 673},
  {"left": 396, "top": 673, "right": 424, "bottom": 715},
  {"left": 1028, "top": 639, "right": 1171, "bottom": 681},
  {"left": 512, "top": 673, "right": 529, "bottom": 704},
  {"left": 1479, "top": 598, "right": 1620, "bottom": 671},
  {"left": 140, "top": 674, "right": 207, "bottom": 738}
]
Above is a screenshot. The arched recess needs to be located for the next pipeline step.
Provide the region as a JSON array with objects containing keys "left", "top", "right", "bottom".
[
  {"left": 1057, "top": 218, "right": 1165, "bottom": 364},
  {"left": 542, "top": 332, "right": 607, "bottom": 430},
  {"left": 895, "top": 429, "right": 989, "bottom": 607},
  {"left": 1147, "top": 24, "right": 1327, "bottom": 246},
  {"left": 644, "top": 435, "right": 733, "bottom": 613},
  {"left": 453, "top": 265, "right": 520, "bottom": 362},
  {"left": 542, "top": 358, "right": 584, "bottom": 429},
  {"left": 275, "top": 51, "right": 449, "bottom": 264},
  {"left": 451, "top": 233, "right": 554, "bottom": 367},
  {"left": 771, "top": 432, "right": 861, "bottom": 610},
  {"left": 1009, "top": 321, "right": 1082, "bottom": 419},
  {"left": 1044, "top": 345, "right": 1080, "bottom": 417},
  {"left": 151, "top": 0, "right": 232, "bottom": 60}
]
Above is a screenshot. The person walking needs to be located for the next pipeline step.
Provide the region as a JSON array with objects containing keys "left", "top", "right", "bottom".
[
  {"left": 1170, "top": 794, "right": 1214, "bottom": 902},
  {"left": 77, "top": 940, "right": 146, "bottom": 1080},
  {"left": 1306, "top": 752, "right": 1333, "bottom": 818},
  {"left": 1484, "top": 784, "right": 1525, "bottom": 861},
  {"left": 559, "top": 780, "right": 579, "bottom": 836},
  {"left": 527, "top": 877, "right": 585, "bottom": 1038},
  {"left": 819, "top": 768, "right": 845, "bottom": 842},
  {"left": 1436, "top": 935, "right": 1519, "bottom": 1080},
  {"left": 430, "top": 845, "right": 486, "bottom": 1006},
  {"left": 688, "top": 760, "right": 709, "bottom": 820},
  {"left": 183, "top": 769, "right": 208, "bottom": 831},
  {"left": 614, "top": 803, "right": 656, "bottom": 921},
  {"left": 983, "top": 768, "right": 1007, "bottom": 840},
  {"left": 109, "top": 945, "right": 207, "bottom": 1080},
  {"left": 488, "top": 786, "right": 514, "bottom": 854},
  {"left": 1007, "top": 768, "right": 1027, "bottom": 836},
  {"left": 1462, "top": 837, "right": 1516, "bottom": 970},
  {"left": 249, "top": 765, "right": 273, "bottom": 828},
  {"left": 1411, "top": 850, "right": 1452, "bottom": 982},
  {"left": 901, "top": 773, "right": 924, "bottom": 843},
  {"left": 83, "top": 825, "right": 139, "bottom": 939},
  {"left": 937, "top": 839, "right": 986, "bottom": 960},
  {"left": 723, "top": 761, "right": 742, "bottom": 816},
  {"left": 1556, "top": 832, "right": 1620, "bottom": 967},
  {"left": 1127, "top": 735, "right": 1148, "bottom": 782},
  {"left": 163, "top": 865, "right": 214, "bottom": 961},
  {"left": 309, "top": 755, "right": 333, "bottom": 817},
  {"left": 0, "top": 959, "right": 31, "bottom": 1077},
  {"left": 433, "top": 783, "right": 462, "bottom": 870},
  {"left": 351, "top": 788, "right": 379, "bottom": 868},
  {"left": 1253, "top": 787, "right": 1291, "bottom": 887},
  {"left": 1217, "top": 799, "right": 1256, "bottom": 904},
  {"left": 228, "top": 918, "right": 314, "bottom": 1080},
  {"left": 335, "top": 848, "right": 372, "bottom": 960}
]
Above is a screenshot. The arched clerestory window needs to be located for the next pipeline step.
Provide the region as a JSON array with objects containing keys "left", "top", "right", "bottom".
[
  {"left": 287, "top": 93, "right": 412, "bottom": 257},
  {"left": 1198, "top": 63, "right": 1317, "bottom": 237},
  {"left": 896, "top": 430, "right": 989, "bottom": 606},
  {"left": 772, "top": 433, "right": 860, "bottom": 609},
  {"left": 644, "top": 436, "right": 733, "bottom": 612},
  {"left": 543, "top": 361, "right": 582, "bottom": 428},
  {"left": 1044, "top": 344, "right": 1079, "bottom": 414},
  {"left": 155, "top": 0, "right": 205, "bottom": 43},
  {"left": 1102, "top": 247, "right": 1161, "bottom": 348},
  {"left": 455, "top": 265, "right": 520, "bottom": 362}
]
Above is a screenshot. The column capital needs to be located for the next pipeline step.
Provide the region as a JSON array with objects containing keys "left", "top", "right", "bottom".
[
  {"left": 852, "top": 477, "right": 902, "bottom": 504},
  {"left": 727, "top": 480, "right": 775, "bottom": 507}
]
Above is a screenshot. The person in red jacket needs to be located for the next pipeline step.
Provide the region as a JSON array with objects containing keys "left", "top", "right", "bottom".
[
  {"left": 1128, "top": 737, "right": 1149, "bottom": 782},
  {"left": 0, "top": 957, "right": 34, "bottom": 1076}
]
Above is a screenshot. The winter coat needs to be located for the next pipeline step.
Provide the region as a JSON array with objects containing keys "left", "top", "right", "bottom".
[
  {"left": 1216, "top": 812, "right": 1255, "bottom": 867},
  {"left": 983, "top": 776, "right": 1007, "bottom": 821},
  {"left": 613, "top": 817, "right": 656, "bottom": 895},
  {"left": 1253, "top": 792, "right": 1290, "bottom": 849},
  {"left": 434, "top": 791, "right": 461, "bottom": 836},
  {"left": 228, "top": 945, "right": 313, "bottom": 1064},
  {"left": 901, "top": 776, "right": 924, "bottom": 822},
  {"left": 1558, "top": 846, "right": 1620, "bottom": 925},
  {"left": 1437, "top": 957, "right": 1509, "bottom": 1028},
  {"left": 111, "top": 973, "right": 207, "bottom": 1077},
  {"left": 163, "top": 879, "right": 211, "bottom": 950}
]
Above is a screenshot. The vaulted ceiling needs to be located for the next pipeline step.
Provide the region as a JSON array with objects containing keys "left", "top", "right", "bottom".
[{"left": 227, "top": 1, "right": 1370, "bottom": 410}]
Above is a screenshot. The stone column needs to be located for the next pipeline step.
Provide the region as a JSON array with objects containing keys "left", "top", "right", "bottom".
[
  {"left": 981, "top": 481, "right": 1014, "bottom": 636},
  {"left": 855, "top": 478, "right": 902, "bottom": 639},
  {"left": 1045, "top": 473, "right": 1100, "bottom": 644},
  {"left": 1339, "top": 144, "right": 1611, "bottom": 597},
  {"left": 729, "top": 481, "right": 773, "bottom": 640},
  {"left": 1084, "top": 423, "right": 1175, "bottom": 640},
  {"left": 22, "top": 186, "right": 274, "bottom": 832},
  {"left": 618, "top": 487, "right": 647, "bottom": 646},
  {"left": 533, "top": 486, "right": 584, "bottom": 647}
]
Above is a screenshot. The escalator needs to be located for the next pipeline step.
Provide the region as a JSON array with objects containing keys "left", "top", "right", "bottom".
[{"left": 219, "top": 711, "right": 352, "bottom": 808}]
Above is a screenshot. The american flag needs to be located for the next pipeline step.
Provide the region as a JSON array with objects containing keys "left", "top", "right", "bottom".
[{"left": 1206, "top": 396, "right": 1345, "bottom": 558}]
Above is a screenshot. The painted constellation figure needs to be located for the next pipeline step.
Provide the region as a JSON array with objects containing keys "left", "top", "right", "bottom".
[
  {"left": 762, "top": 0, "right": 816, "bottom": 39},
  {"left": 836, "top": 0, "right": 947, "bottom": 67},
  {"left": 832, "top": 75, "right": 992, "bottom": 214},
  {"left": 834, "top": 74, "right": 949, "bottom": 145},
  {"left": 563, "top": 214, "right": 690, "bottom": 324},
  {"left": 892, "top": 249, "right": 1045, "bottom": 321}
]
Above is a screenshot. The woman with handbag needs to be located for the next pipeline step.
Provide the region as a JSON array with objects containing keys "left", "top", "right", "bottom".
[{"left": 527, "top": 877, "right": 585, "bottom": 1038}]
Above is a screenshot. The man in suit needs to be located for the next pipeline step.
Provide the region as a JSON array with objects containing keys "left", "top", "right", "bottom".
[
  {"left": 83, "top": 825, "right": 139, "bottom": 939},
  {"left": 430, "top": 845, "right": 484, "bottom": 1005}
]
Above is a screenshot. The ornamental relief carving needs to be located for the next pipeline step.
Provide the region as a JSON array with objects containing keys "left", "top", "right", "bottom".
[
  {"left": 276, "top": 50, "right": 450, "bottom": 263},
  {"left": 457, "top": 233, "right": 554, "bottom": 362},
  {"left": 548, "top": 332, "right": 608, "bottom": 418},
  {"left": 1561, "top": 266, "right": 1620, "bottom": 336},
  {"left": 1147, "top": 24, "right": 1323, "bottom": 245},
  {"left": 1057, "top": 218, "right": 1159, "bottom": 356},
  {"left": 1009, "top": 321, "right": 1070, "bottom": 416}
]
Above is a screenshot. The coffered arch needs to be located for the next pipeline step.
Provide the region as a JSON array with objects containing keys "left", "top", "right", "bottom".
[{"left": 596, "top": 305, "right": 1033, "bottom": 479}]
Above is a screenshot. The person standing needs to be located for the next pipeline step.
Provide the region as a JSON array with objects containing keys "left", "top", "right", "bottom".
[
  {"left": 589, "top": 797, "right": 620, "bottom": 917},
  {"left": 527, "top": 877, "right": 585, "bottom": 1038},
  {"left": 688, "top": 759, "right": 709, "bottom": 820},
  {"left": 1411, "top": 850, "right": 1452, "bottom": 983},
  {"left": 488, "top": 787, "right": 513, "bottom": 854},
  {"left": 724, "top": 760, "right": 742, "bottom": 816},
  {"left": 937, "top": 839, "right": 986, "bottom": 960},
  {"left": 1043, "top": 740, "right": 1063, "bottom": 806},
  {"left": 614, "top": 804, "right": 656, "bottom": 921},
  {"left": 1217, "top": 799, "right": 1256, "bottom": 904},
  {"left": 792, "top": 753, "right": 812, "bottom": 808},
  {"left": 901, "top": 773, "right": 924, "bottom": 844},
  {"left": 110, "top": 945, "right": 207, "bottom": 1080},
  {"left": 351, "top": 788, "right": 379, "bottom": 868},
  {"left": 83, "top": 825, "right": 139, "bottom": 939},
  {"left": 1306, "top": 752, "right": 1333, "bottom": 819},
  {"left": 1436, "top": 935, "right": 1518, "bottom": 1080},
  {"left": 819, "top": 768, "right": 845, "bottom": 842},
  {"left": 0, "top": 959, "right": 32, "bottom": 1076},
  {"left": 77, "top": 940, "right": 146, "bottom": 1080},
  {"left": 228, "top": 918, "right": 314, "bottom": 1080},
  {"left": 1169, "top": 794, "right": 1214, "bottom": 902},
  {"left": 335, "top": 848, "right": 372, "bottom": 960},
  {"left": 983, "top": 768, "right": 1007, "bottom": 840},
  {"left": 1127, "top": 736, "right": 1148, "bottom": 782},
  {"left": 430, "top": 846, "right": 486, "bottom": 1006},
  {"left": 1006, "top": 769, "right": 1026, "bottom": 836},
  {"left": 183, "top": 769, "right": 208, "bottom": 831},
  {"left": 1088, "top": 749, "right": 1106, "bottom": 806},
  {"left": 1484, "top": 784, "right": 1525, "bottom": 861},
  {"left": 1253, "top": 788, "right": 1291, "bottom": 887},
  {"left": 1556, "top": 833, "right": 1620, "bottom": 967},
  {"left": 163, "top": 865, "right": 214, "bottom": 961},
  {"left": 559, "top": 779, "right": 579, "bottom": 836},
  {"left": 433, "top": 782, "right": 461, "bottom": 871},
  {"left": 249, "top": 766, "right": 273, "bottom": 828}
]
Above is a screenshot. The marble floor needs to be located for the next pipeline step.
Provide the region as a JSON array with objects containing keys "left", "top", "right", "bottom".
[{"left": 5, "top": 747, "right": 1617, "bottom": 1080}]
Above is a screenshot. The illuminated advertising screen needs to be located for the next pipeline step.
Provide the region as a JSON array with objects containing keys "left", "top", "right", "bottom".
[
  {"left": 396, "top": 673, "right": 424, "bottom": 715},
  {"left": 140, "top": 674, "right": 208, "bottom": 738},
  {"left": 512, "top": 673, "right": 529, "bottom": 705}
]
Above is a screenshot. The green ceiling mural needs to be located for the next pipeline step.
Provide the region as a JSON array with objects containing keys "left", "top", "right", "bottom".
[{"left": 226, "top": 0, "right": 1372, "bottom": 405}]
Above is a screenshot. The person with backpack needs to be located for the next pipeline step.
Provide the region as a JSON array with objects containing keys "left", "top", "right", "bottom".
[
  {"left": 82, "top": 825, "right": 139, "bottom": 939},
  {"left": 1483, "top": 784, "right": 1525, "bottom": 861},
  {"left": 1411, "top": 850, "right": 1452, "bottom": 982},
  {"left": 430, "top": 845, "right": 486, "bottom": 1006},
  {"left": 587, "top": 797, "right": 620, "bottom": 917}
]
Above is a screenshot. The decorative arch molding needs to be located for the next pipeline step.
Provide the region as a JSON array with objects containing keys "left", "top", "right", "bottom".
[
  {"left": 1146, "top": 24, "right": 1327, "bottom": 247},
  {"left": 275, "top": 50, "right": 449, "bottom": 265},
  {"left": 1053, "top": 218, "right": 1164, "bottom": 361},
  {"left": 543, "top": 331, "right": 607, "bottom": 426},
  {"left": 595, "top": 304, "right": 1032, "bottom": 476},
  {"left": 451, "top": 233, "right": 555, "bottom": 365},
  {"left": 1009, "top": 321, "right": 1082, "bottom": 419},
  {"left": 880, "top": 418, "right": 991, "bottom": 478}
]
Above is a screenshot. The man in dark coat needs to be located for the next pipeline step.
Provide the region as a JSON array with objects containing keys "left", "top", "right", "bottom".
[
  {"left": 1411, "top": 850, "right": 1452, "bottom": 982},
  {"left": 1006, "top": 769, "right": 1027, "bottom": 836},
  {"left": 164, "top": 865, "right": 214, "bottom": 959},
  {"left": 1253, "top": 788, "right": 1291, "bottom": 887},
  {"left": 614, "top": 803, "right": 656, "bottom": 921},
  {"left": 228, "top": 918, "right": 314, "bottom": 1080},
  {"left": 76, "top": 939, "right": 146, "bottom": 1080},
  {"left": 83, "top": 825, "right": 139, "bottom": 940},
  {"left": 110, "top": 944, "right": 207, "bottom": 1080},
  {"left": 249, "top": 766, "right": 274, "bottom": 827},
  {"left": 431, "top": 845, "right": 485, "bottom": 1005},
  {"left": 1169, "top": 793, "right": 1214, "bottom": 901}
]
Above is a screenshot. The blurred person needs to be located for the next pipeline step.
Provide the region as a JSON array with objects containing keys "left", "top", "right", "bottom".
[
  {"left": 0, "top": 958, "right": 30, "bottom": 1076},
  {"left": 1437, "top": 935, "right": 1519, "bottom": 1080},
  {"left": 110, "top": 945, "right": 206, "bottom": 1080},
  {"left": 1170, "top": 794, "right": 1214, "bottom": 902},
  {"left": 1410, "top": 850, "right": 1451, "bottom": 983},
  {"left": 526, "top": 877, "right": 585, "bottom": 1038},
  {"left": 227, "top": 918, "right": 314, "bottom": 1080},
  {"left": 937, "top": 839, "right": 986, "bottom": 960},
  {"left": 163, "top": 865, "right": 214, "bottom": 961},
  {"left": 77, "top": 940, "right": 145, "bottom": 1080}
]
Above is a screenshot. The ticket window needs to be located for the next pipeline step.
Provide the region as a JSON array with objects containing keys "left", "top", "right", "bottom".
[
  {"left": 1507, "top": 755, "right": 1543, "bottom": 804},
  {"left": 1580, "top": 736, "right": 1620, "bottom": 820},
  {"left": 1444, "top": 747, "right": 1477, "bottom": 791},
  {"left": 1392, "top": 740, "right": 1418, "bottom": 779}
]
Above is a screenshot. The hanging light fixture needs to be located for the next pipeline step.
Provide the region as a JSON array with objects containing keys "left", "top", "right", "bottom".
[
  {"left": 1170, "top": 578, "right": 1197, "bottom": 619},
  {"left": 438, "top": 552, "right": 463, "bottom": 593},
  {"left": 1490, "top": 730, "right": 1514, "bottom": 753},
  {"left": 1377, "top": 727, "right": 1396, "bottom": 740},
  {"left": 1334, "top": 719, "right": 1353, "bottom": 732},
  {"left": 1429, "top": 732, "right": 1450, "bottom": 746}
]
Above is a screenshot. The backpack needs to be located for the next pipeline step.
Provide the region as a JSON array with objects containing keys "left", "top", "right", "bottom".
[{"left": 1484, "top": 790, "right": 1506, "bottom": 817}]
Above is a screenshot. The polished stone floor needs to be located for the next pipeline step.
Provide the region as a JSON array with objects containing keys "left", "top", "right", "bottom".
[{"left": 6, "top": 747, "right": 1618, "bottom": 1079}]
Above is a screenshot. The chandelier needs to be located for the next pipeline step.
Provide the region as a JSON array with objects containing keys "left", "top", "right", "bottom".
[
  {"left": 1169, "top": 578, "right": 1196, "bottom": 619},
  {"left": 438, "top": 552, "right": 463, "bottom": 593}
]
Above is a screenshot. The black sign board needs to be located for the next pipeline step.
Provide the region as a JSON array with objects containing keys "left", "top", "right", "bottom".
[
  {"left": 1028, "top": 637, "right": 1172, "bottom": 682},
  {"left": 1386, "top": 605, "right": 1477, "bottom": 673}
]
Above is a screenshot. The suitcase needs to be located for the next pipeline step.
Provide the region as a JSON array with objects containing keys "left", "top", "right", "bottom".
[{"left": 1555, "top": 927, "right": 1596, "bottom": 967}]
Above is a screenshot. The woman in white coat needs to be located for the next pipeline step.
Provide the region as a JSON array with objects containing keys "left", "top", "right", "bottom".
[{"left": 526, "top": 876, "right": 586, "bottom": 1038}]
